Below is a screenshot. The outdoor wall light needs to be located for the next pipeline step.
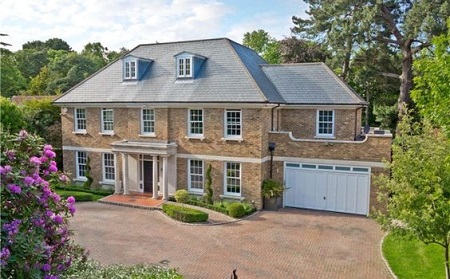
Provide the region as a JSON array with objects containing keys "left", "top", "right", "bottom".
[{"left": 268, "top": 142, "right": 276, "bottom": 152}]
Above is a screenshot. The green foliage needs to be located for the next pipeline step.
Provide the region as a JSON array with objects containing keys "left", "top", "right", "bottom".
[
  {"left": 63, "top": 257, "right": 182, "bottom": 279},
  {"left": 204, "top": 164, "right": 213, "bottom": 204},
  {"left": 412, "top": 19, "right": 450, "bottom": 136},
  {"left": 373, "top": 104, "right": 398, "bottom": 131},
  {"left": 83, "top": 156, "right": 93, "bottom": 190},
  {"left": 279, "top": 37, "right": 328, "bottom": 63},
  {"left": 162, "top": 204, "right": 208, "bottom": 223},
  {"left": 174, "top": 189, "right": 189, "bottom": 204},
  {"left": 56, "top": 190, "right": 102, "bottom": 202},
  {"left": 0, "top": 50, "right": 27, "bottom": 97},
  {"left": 243, "top": 29, "right": 281, "bottom": 64},
  {"left": 0, "top": 97, "right": 26, "bottom": 133},
  {"left": 374, "top": 112, "right": 450, "bottom": 277},
  {"left": 55, "top": 185, "right": 113, "bottom": 196},
  {"left": 227, "top": 203, "right": 245, "bottom": 218},
  {"left": 383, "top": 233, "right": 444, "bottom": 279},
  {"left": 261, "top": 179, "right": 284, "bottom": 198}
]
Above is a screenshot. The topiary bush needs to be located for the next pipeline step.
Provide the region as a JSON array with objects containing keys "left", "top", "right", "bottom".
[
  {"left": 162, "top": 204, "right": 208, "bottom": 223},
  {"left": 174, "top": 189, "right": 189, "bottom": 204},
  {"left": 227, "top": 203, "right": 245, "bottom": 218}
]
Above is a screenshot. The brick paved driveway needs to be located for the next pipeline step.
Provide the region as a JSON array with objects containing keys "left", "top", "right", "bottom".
[{"left": 69, "top": 202, "right": 391, "bottom": 279}]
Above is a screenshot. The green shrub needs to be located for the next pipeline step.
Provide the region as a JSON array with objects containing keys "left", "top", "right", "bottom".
[
  {"left": 162, "top": 204, "right": 208, "bottom": 223},
  {"left": 174, "top": 189, "right": 189, "bottom": 204},
  {"left": 55, "top": 185, "right": 113, "bottom": 196},
  {"left": 242, "top": 202, "right": 256, "bottom": 215},
  {"left": 227, "top": 203, "right": 245, "bottom": 218},
  {"left": 57, "top": 190, "right": 102, "bottom": 202}
]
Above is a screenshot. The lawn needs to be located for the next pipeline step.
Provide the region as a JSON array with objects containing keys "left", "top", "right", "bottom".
[{"left": 383, "top": 233, "right": 445, "bottom": 279}]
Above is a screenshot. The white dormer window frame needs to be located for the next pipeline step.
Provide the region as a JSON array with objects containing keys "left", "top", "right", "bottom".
[
  {"left": 177, "top": 56, "right": 192, "bottom": 78},
  {"left": 124, "top": 60, "right": 137, "bottom": 80}
]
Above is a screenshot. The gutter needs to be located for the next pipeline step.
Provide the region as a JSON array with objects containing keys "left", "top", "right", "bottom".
[{"left": 271, "top": 104, "right": 281, "bottom": 131}]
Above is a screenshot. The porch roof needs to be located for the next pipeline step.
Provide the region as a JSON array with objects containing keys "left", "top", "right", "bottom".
[{"left": 111, "top": 140, "right": 177, "bottom": 156}]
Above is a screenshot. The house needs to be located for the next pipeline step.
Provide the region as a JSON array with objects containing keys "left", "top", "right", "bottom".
[{"left": 53, "top": 38, "right": 391, "bottom": 215}]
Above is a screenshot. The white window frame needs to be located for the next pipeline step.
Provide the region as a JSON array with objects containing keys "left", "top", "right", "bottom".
[
  {"left": 101, "top": 108, "right": 114, "bottom": 134},
  {"left": 102, "top": 153, "right": 115, "bottom": 183},
  {"left": 188, "top": 109, "right": 204, "bottom": 137},
  {"left": 224, "top": 109, "right": 242, "bottom": 139},
  {"left": 224, "top": 162, "right": 241, "bottom": 196},
  {"left": 74, "top": 108, "right": 86, "bottom": 133},
  {"left": 177, "top": 56, "right": 192, "bottom": 78},
  {"left": 316, "top": 110, "right": 335, "bottom": 138},
  {"left": 124, "top": 60, "right": 137, "bottom": 80},
  {"left": 76, "top": 151, "right": 87, "bottom": 180},
  {"left": 140, "top": 108, "right": 155, "bottom": 136},
  {"left": 188, "top": 159, "right": 204, "bottom": 193}
]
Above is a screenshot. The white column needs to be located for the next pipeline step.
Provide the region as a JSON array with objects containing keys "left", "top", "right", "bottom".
[
  {"left": 114, "top": 152, "right": 121, "bottom": 194},
  {"left": 162, "top": 156, "right": 168, "bottom": 200},
  {"left": 122, "top": 153, "right": 130, "bottom": 195},
  {"left": 152, "top": 155, "right": 158, "bottom": 199}
]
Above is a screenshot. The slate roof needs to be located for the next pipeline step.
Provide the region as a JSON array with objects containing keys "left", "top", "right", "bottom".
[
  {"left": 261, "top": 63, "right": 367, "bottom": 105},
  {"left": 54, "top": 38, "right": 365, "bottom": 106}
]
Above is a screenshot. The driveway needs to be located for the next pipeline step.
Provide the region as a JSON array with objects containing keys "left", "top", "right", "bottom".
[{"left": 69, "top": 202, "right": 391, "bottom": 279}]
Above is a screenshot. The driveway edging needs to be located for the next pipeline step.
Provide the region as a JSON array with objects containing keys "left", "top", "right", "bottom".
[{"left": 380, "top": 232, "right": 398, "bottom": 279}]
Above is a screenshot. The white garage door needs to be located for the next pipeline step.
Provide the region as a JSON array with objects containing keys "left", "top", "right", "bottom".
[{"left": 284, "top": 163, "right": 370, "bottom": 215}]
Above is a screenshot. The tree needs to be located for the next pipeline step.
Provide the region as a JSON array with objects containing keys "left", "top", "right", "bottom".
[
  {"left": 293, "top": 0, "right": 450, "bottom": 113},
  {"left": 411, "top": 20, "right": 450, "bottom": 136},
  {"left": 0, "top": 49, "right": 27, "bottom": 97},
  {"left": 204, "top": 164, "right": 213, "bottom": 204},
  {"left": 279, "top": 37, "right": 329, "bottom": 63},
  {"left": 374, "top": 112, "right": 450, "bottom": 278},
  {"left": 0, "top": 97, "right": 26, "bottom": 133},
  {"left": 243, "top": 30, "right": 281, "bottom": 64}
]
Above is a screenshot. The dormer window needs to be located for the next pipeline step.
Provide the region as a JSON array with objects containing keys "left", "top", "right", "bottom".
[
  {"left": 174, "top": 52, "right": 206, "bottom": 80},
  {"left": 122, "top": 55, "right": 152, "bottom": 81},
  {"left": 178, "top": 57, "right": 192, "bottom": 77},
  {"left": 125, "top": 60, "right": 137, "bottom": 79}
]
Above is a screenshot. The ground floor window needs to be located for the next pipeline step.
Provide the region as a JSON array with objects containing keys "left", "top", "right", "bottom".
[
  {"left": 76, "top": 151, "right": 87, "bottom": 179},
  {"left": 188, "top": 159, "right": 204, "bottom": 192},
  {"left": 103, "top": 153, "right": 115, "bottom": 182},
  {"left": 225, "top": 162, "right": 241, "bottom": 196}
]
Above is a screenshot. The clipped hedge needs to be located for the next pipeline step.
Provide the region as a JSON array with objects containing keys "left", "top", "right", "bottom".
[
  {"left": 227, "top": 203, "right": 245, "bottom": 218},
  {"left": 55, "top": 185, "right": 113, "bottom": 196},
  {"left": 162, "top": 204, "right": 208, "bottom": 223},
  {"left": 56, "top": 190, "right": 103, "bottom": 202}
]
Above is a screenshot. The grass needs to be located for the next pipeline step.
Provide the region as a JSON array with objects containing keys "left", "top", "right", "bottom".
[{"left": 383, "top": 232, "right": 445, "bottom": 279}]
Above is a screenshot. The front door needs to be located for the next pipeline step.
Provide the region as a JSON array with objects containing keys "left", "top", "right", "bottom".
[{"left": 143, "top": 161, "right": 153, "bottom": 193}]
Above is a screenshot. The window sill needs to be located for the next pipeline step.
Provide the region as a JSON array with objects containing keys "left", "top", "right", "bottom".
[
  {"left": 99, "top": 180, "right": 114, "bottom": 186},
  {"left": 185, "top": 135, "right": 205, "bottom": 141},
  {"left": 72, "top": 131, "right": 87, "bottom": 135},
  {"left": 188, "top": 191, "right": 204, "bottom": 196},
  {"left": 99, "top": 132, "right": 115, "bottom": 136},
  {"left": 139, "top": 134, "right": 156, "bottom": 138},
  {"left": 221, "top": 137, "right": 243, "bottom": 143},
  {"left": 219, "top": 194, "right": 245, "bottom": 201},
  {"left": 314, "top": 135, "right": 336, "bottom": 140},
  {"left": 73, "top": 177, "right": 87, "bottom": 182}
]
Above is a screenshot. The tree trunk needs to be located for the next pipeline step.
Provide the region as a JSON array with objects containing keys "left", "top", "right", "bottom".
[
  {"left": 398, "top": 44, "right": 413, "bottom": 114},
  {"left": 445, "top": 243, "right": 449, "bottom": 279},
  {"left": 341, "top": 37, "right": 353, "bottom": 81}
]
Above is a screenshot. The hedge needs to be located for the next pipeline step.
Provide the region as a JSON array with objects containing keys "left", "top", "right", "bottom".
[
  {"left": 55, "top": 185, "right": 113, "bottom": 196},
  {"left": 56, "top": 190, "right": 103, "bottom": 202},
  {"left": 162, "top": 204, "right": 208, "bottom": 223}
]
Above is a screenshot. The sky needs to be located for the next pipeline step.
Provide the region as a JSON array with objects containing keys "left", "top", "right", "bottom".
[{"left": 1, "top": 0, "right": 309, "bottom": 52}]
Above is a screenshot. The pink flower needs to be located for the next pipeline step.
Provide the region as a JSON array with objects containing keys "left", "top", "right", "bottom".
[
  {"left": 0, "top": 165, "right": 12, "bottom": 175},
  {"left": 51, "top": 193, "right": 61, "bottom": 203},
  {"left": 24, "top": 176, "right": 34, "bottom": 185},
  {"left": 66, "top": 196, "right": 75, "bottom": 204},
  {"left": 29, "top": 156, "right": 41, "bottom": 165},
  {"left": 59, "top": 174, "right": 69, "bottom": 183},
  {"left": 52, "top": 215, "right": 63, "bottom": 224},
  {"left": 18, "top": 130, "right": 28, "bottom": 140},
  {"left": 6, "top": 150, "right": 15, "bottom": 160},
  {"left": 44, "top": 149, "right": 56, "bottom": 159}
]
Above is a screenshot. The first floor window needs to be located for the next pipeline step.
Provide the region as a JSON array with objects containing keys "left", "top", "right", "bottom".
[
  {"left": 316, "top": 110, "right": 334, "bottom": 137},
  {"left": 76, "top": 151, "right": 87, "bottom": 178},
  {"left": 188, "top": 109, "right": 203, "bottom": 136},
  {"left": 188, "top": 160, "right": 204, "bottom": 192},
  {"left": 225, "top": 162, "right": 241, "bottom": 196},
  {"left": 225, "top": 109, "right": 242, "bottom": 138},
  {"left": 101, "top": 108, "right": 114, "bottom": 133},
  {"left": 141, "top": 108, "right": 155, "bottom": 135},
  {"left": 103, "top": 153, "right": 115, "bottom": 181},
  {"left": 74, "top": 108, "right": 86, "bottom": 132}
]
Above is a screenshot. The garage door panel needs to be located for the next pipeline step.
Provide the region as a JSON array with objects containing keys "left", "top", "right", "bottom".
[{"left": 284, "top": 164, "right": 370, "bottom": 215}]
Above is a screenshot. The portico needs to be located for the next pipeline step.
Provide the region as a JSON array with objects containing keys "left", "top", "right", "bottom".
[{"left": 111, "top": 140, "right": 177, "bottom": 200}]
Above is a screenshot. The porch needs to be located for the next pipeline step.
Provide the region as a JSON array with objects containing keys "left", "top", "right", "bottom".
[{"left": 100, "top": 192, "right": 165, "bottom": 209}]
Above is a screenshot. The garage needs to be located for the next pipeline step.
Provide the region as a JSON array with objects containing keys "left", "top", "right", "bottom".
[{"left": 284, "top": 162, "right": 370, "bottom": 215}]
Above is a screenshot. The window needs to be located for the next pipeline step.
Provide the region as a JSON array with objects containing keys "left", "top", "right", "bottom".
[
  {"left": 76, "top": 151, "right": 87, "bottom": 179},
  {"left": 141, "top": 109, "right": 155, "bottom": 135},
  {"left": 177, "top": 57, "right": 192, "bottom": 77},
  {"left": 74, "top": 108, "right": 86, "bottom": 132},
  {"left": 103, "top": 153, "right": 115, "bottom": 182},
  {"left": 188, "top": 109, "right": 203, "bottom": 137},
  {"left": 225, "top": 162, "right": 241, "bottom": 196},
  {"left": 124, "top": 60, "right": 137, "bottom": 79},
  {"left": 225, "top": 109, "right": 242, "bottom": 138},
  {"left": 316, "top": 110, "right": 334, "bottom": 137},
  {"left": 188, "top": 160, "right": 204, "bottom": 192},
  {"left": 101, "top": 108, "right": 114, "bottom": 133}
]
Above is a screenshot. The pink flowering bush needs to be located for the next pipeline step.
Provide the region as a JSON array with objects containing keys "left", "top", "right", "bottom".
[{"left": 1, "top": 130, "right": 79, "bottom": 279}]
